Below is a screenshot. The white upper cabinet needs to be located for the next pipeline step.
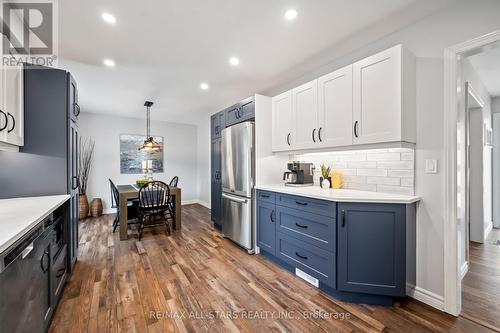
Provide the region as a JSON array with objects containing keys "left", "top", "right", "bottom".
[
  {"left": 271, "top": 44, "right": 415, "bottom": 153},
  {"left": 272, "top": 90, "right": 293, "bottom": 151},
  {"left": 317, "top": 65, "right": 353, "bottom": 148},
  {"left": 292, "top": 80, "right": 318, "bottom": 150},
  {"left": 352, "top": 45, "right": 415, "bottom": 145}
]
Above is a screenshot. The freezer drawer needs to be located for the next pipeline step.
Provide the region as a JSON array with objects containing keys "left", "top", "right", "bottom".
[{"left": 221, "top": 193, "right": 254, "bottom": 252}]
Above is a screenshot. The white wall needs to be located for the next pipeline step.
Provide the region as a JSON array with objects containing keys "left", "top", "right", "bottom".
[
  {"left": 494, "top": 113, "right": 500, "bottom": 228},
  {"left": 254, "top": 0, "right": 500, "bottom": 307},
  {"left": 196, "top": 116, "right": 211, "bottom": 207},
  {"left": 79, "top": 112, "right": 198, "bottom": 212}
]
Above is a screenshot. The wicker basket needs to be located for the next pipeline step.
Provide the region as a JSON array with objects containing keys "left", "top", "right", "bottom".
[
  {"left": 90, "top": 198, "right": 103, "bottom": 218},
  {"left": 79, "top": 194, "right": 89, "bottom": 220}
]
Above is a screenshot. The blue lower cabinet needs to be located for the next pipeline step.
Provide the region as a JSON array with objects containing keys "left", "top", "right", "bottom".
[
  {"left": 256, "top": 200, "right": 276, "bottom": 255},
  {"left": 337, "top": 202, "right": 406, "bottom": 297},
  {"left": 276, "top": 206, "right": 335, "bottom": 252},
  {"left": 276, "top": 232, "right": 336, "bottom": 288}
]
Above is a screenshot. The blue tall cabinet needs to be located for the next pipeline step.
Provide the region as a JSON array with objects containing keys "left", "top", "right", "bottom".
[
  {"left": 256, "top": 189, "right": 416, "bottom": 304},
  {"left": 210, "top": 97, "right": 255, "bottom": 230}
]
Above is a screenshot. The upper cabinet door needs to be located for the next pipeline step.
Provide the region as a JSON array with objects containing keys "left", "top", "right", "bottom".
[
  {"left": 318, "top": 65, "right": 353, "bottom": 148},
  {"left": 68, "top": 74, "right": 79, "bottom": 124},
  {"left": 292, "top": 80, "right": 318, "bottom": 150},
  {"left": 353, "top": 45, "right": 402, "bottom": 145},
  {"left": 4, "top": 65, "right": 24, "bottom": 146},
  {"left": 272, "top": 90, "right": 293, "bottom": 152}
]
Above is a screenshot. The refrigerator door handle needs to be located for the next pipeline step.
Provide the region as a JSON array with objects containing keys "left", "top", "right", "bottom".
[{"left": 222, "top": 193, "right": 248, "bottom": 204}]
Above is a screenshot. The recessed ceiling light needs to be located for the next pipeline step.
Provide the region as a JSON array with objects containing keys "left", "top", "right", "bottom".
[
  {"left": 102, "top": 13, "right": 117, "bottom": 24},
  {"left": 103, "top": 59, "right": 115, "bottom": 67},
  {"left": 284, "top": 9, "right": 298, "bottom": 21},
  {"left": 200, "top": 82, "right": 209, "bottom": 91},
  {"left": 229, "top": 57, "right": 240, "bottom": 66}
]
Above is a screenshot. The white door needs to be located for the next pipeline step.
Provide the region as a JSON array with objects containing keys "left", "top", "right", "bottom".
[
  {"left": 293, "top": 80, "right": 318, "bottom": 150},
  {"left": 4, "top": 64, "right": 24, "bottom": 146},
  {"left": 353, "top": 45, "right": 401, "bottom": 145},
  {"left": 272, "top": 90, "right": 293, "bottom": 152},
  {"left": 318, "top": 65, "right": 353, "bottom": 148}
]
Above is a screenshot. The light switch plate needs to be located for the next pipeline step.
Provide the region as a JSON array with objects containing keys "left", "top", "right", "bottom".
[{"left": 425, "top": 159, "right": 438, "bottom": 174}]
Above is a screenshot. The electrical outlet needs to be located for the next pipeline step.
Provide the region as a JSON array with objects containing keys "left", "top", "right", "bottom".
[{"left": 425, "top": 159, "right": 438, "bottom": 174}]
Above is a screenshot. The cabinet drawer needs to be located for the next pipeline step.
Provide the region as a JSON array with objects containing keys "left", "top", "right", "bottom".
[
  {"left": 257, "top": 190, "right": 275, "bottom": 204},
  {"left": 277, "top": 206, "right": 335, "bottom": 252},
  {"left": 276, "top": 193, "right": 336, "bottom": 217},
  {"left": 226, "top": 98, "right": 254, "bottom": 126},
  {"left": 52, "top": 245, "right": 68, "bottom": 303},
  {"left": 276, "top": 233, "right": 335, "bottom": 288}
]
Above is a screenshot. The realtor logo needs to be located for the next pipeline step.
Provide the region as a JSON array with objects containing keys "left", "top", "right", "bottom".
[{"left": 2, "top": 0, "right": 58, "bottom": 66}]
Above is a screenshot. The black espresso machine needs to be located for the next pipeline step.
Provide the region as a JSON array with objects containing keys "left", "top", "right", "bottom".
[{"left": 283, "top": 162, "right": 315, "bottom": 187}]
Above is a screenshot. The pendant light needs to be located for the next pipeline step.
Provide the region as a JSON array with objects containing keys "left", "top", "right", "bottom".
[{"left": 139, "top": 101, "right": 162, "bottom": 152}]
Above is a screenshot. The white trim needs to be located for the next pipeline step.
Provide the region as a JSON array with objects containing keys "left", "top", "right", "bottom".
[
  {"left": 443, "top": 29, "right": 500, "bottom": 316},
  {"left": 406, "top": 283, "right": 445, "bottom": 311},
  {"left": 484, "top": 220, "right": 493, "bottom": 240},
  {"left": 460, "top": 261, "right": 469, "bottom": 280}
]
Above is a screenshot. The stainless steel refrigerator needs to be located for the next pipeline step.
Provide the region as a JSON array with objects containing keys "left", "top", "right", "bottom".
[{"left": 221, "top": 121, "right": 255, "bottom": 253}]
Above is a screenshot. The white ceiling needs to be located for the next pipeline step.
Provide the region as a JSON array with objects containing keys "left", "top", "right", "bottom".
[
  {"left": 58, "top": 0, "right": 453, "bottom": 124},
  {"left": 468, "top": 45, "right": 500, "bottom": 98}
]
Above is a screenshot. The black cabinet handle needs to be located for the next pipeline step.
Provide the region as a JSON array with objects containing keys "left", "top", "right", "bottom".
[
  {"left": 7, "top": 113, "right": 15, "bottom": 133},
  {"left": 318, "top": 127, "right": 322, "bottom": 142},
  {"left": 270, "top": 209, "right": 275, "bottom": 223},
  {"left": 354, "top": 121, "right": 359, "bottom": 138},
  {"left": 56, "top": 268, "right": 66, "bottom": 278},
  {"left": 341, "top": 209, "right": 346, "bottom": 227},
  {"left": 0, "top": 110, "right": 7, "bottom": 132},
  {"left": 295, "top": 252, "right": 308, "bottom": 260},
  {"left": 72, "top": 176, "right": 80, "bottom": 190},
  {"left": 295, "top": 223, "right": 308, "bottom": 229},
  {"left": 261, "top": 194, "right": 270, "bottom": 198},
  {"left": 215, "top": 125, "right": 219, "bottom": 135},
  {"left": 40, "top": 251, "right": 50, "bottom": 273},
  {"left": 286, "top": 133, "right": 291, "bottom": 146},
  {"left": 74, "top": 103, "right": 81, "bottom": 117},
  {"left": 295, "top": 201, "right": 308, "bottom": 206},
  {"left": 312, "top": 128, "right": 316, "bottom": 143}
]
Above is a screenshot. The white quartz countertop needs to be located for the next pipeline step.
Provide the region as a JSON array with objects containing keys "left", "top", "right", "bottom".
[
  {"left": 0, "top": 195, "right": 70, "bottom": 254},
  {"left": 255, "top": 184, "right": 420, "bottom": 204}
]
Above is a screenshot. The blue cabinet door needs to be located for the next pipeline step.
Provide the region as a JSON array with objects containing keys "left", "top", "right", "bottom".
[
  {"left": 211, "top": 181, "right": 222, "bottom": 229},
  {"left": 226, "top": 97, "right": 255, "bottom": 127},
  {"left": 211, "top": 139, "right": 221, "bottom": 182},
  {"left": 337, "top": 203, "right": 406, "bottom": 297},
  {"left": 257, "top": 200, "right": 276, "bottom": 255},
  {"left": 211, "top": 111, "right": 225, "bottom": 139}
]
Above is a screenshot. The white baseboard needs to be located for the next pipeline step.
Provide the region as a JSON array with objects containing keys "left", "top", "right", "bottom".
[
  {"left": 103, "top": 200, "right": 210, "bottom": 214},
  {"left": 406, "top": 283, "right": 444, "bottom": 311},
  {"left": 460, "top": 261, "right": 469, "bottom": 280},
  {"left": 484, "top": 220, "right": 493, "bottom": 240}
]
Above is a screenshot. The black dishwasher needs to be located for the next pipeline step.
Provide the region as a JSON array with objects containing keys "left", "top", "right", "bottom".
[{"left": 0, "top": 219, "right": 53, "bottom": 333}]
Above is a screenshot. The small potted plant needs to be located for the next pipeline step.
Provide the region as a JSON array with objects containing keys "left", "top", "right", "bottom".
[{"left": 320, "top": 164, "right": 332, "bottom": 189}]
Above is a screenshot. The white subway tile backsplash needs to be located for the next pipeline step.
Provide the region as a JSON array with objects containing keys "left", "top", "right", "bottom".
[
  {"left": 347, "top": 161, "right": 377, "bottom": 169},
  {"left": 366, "top": 177, "right": 401, "bottom": 186},
  {"left": 366, "top": 152, "right": 401, "bottom": 161},
  {"left": 293, "top": 148, "right": 414, "bottom": 196},
  {"left": 357, "top": 168, "right": 388, "bottom": 177},
  {"left": 377, "top": 161, "right": 414, "bottom": 169},
  {"left": 388, "top": 169, "right": 414, "bottom": 177}
]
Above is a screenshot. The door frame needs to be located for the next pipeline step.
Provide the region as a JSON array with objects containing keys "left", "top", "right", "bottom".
[{"left": 443, "top": 29, "right": 500, "bottom": 316}]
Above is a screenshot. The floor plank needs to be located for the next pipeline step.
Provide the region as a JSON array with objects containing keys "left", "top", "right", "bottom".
[{"left": 49, "top": 204, "right": 494, "bottom": 333}]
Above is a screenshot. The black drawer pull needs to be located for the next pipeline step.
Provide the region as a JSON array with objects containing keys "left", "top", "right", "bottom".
[
  {"left": 56, "top": 268, "right": 66, "bottom": 278},
  {"left": 270, "top": 210, "right": 275, "bottom": 223},
  {"left": 341, "top": 209, "right": 346, "bottom": 227},
  {"left": 7, "top": 112, "right": 15, "bottom": 133},
  {"left": 260, "top": 194, "right": 270, "bottom": 198},
  {"left": 295, "top": 252, "right": 308, "bottom": 260},
  {"left": 295, "top": 201, "right": 308, "bottom": 206},
  {"left": 295, "top": 223, "right": 308, "bottom": 229}
]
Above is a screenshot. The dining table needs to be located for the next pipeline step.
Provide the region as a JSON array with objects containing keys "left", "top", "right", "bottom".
[{"left": 116, "top": 184, "right": 182, "bottom": 240}]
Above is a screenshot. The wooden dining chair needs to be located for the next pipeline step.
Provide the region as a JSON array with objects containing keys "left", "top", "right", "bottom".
[
  {"left": 167, "top": 176, "right": 179, "bottom": 222},
  {"left": 109, "top": 179, "right": 139, "bottom": 232},
  {"left": 137, "top": 181, "right": 174, "bottom": 240}
]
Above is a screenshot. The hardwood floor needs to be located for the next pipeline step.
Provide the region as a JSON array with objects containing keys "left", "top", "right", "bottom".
[
  {"left": 50, "top": 204, "right": 493, "bottom": 333},
  {"left": 461, "top": 228, "right": 500, "bottom": 331}
]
